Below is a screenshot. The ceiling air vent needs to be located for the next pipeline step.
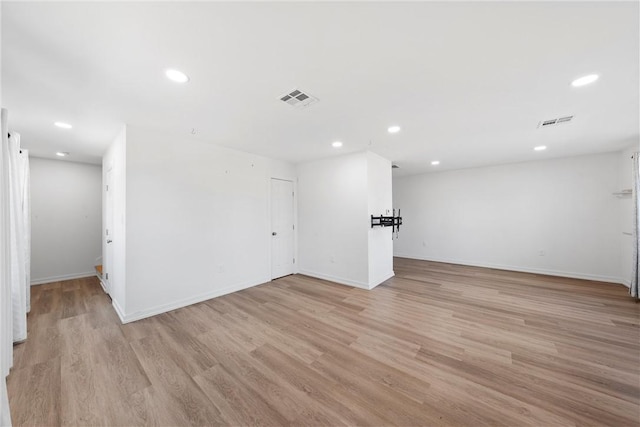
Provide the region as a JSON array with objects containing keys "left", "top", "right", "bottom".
[
  {"left": 279, "top": 89, "right": 319, "bottom": 109},
  {"left": 537, "top": 115, "right": 574, "bottom": 128}
]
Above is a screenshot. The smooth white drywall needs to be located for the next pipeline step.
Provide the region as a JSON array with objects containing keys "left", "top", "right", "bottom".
[
  {"left": 297, "top": 151, "right": 393, "bottom": 289},
  {"left": 367, "top": 151, "right": 394, "bottom": 287},
  {"left": 297, "top": 152, "right": 370, "bottom": 288},
  {"left": 122, "top": 125, "right": 295, "bottom": 320},
  {"left": 393, "top": 152, "right": 624, "bottom": 283},
  {"left": 102, "top": 126, "right": 127, "bottom": 313},
  {"left": 30, "top": 157, "right": 102, "bottom": 284}
]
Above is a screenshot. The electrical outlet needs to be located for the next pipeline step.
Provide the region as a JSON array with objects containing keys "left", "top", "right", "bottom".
[
  {"left": 422, "top": 241, "right": 427, "bottom": 247},
  {"left": 330, "top": 256, "right": 335, "bottom": 263},
  {"left": 538, "top": 250, "right": 545, "bottom": 256}
]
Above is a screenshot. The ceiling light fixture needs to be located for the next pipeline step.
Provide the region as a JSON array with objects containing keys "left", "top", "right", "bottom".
[
  {"left": 332, "top": 141, "right": 343, "bottom": 148},
  {"left": 534, "top": 145, "right": 547, "bottom": 151},
  {"left": 56, "top": 152, "right": 69, "bottom": 157},
  {"left": 388, "top": 126, "right": 401, "bottom": 134},
  {"left": 54, "top": 122, "right": 72, "bottom": 129},
  {"left": 571, "top": 74, "right": 599, "bottom": 87},
  {"left": 431, "top": 160, "right": 440, "bottom": 166},
  {"left": 165, "top": 69, "right": 190, "bottom": 83}
]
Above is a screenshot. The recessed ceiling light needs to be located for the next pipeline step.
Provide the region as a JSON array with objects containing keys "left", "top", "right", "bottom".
[
  {"left": 388, "top": 126, "right": 401, "bottom": 134},
  {"left": 56, "top": 152, "right": 69, "bottom": 157},
  {"left": 166, "top": 69, "right": 190, "bottom": 83},
  {"left": 54, "top": 122, "right": 72, "bottom": 129},
  {"left": 571, "top": 74, "right": 598, "bottom": 87},
  {"left": 332, "top": 141, "right": 343, "bottom": 148},
  {"left": 534, "top": 145, "right": 547, "bottom": 151},
  {"left": 431, "top": 160, "right": 440, "bottom": 166}
]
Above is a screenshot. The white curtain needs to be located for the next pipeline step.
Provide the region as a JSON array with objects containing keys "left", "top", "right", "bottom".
[
  {"left": 0, "top": 110, "right": 31, "bottom": 426},
  {"left": 19, "top": 148, "right": 30, "bottom": 314},
  {"left": 631, "top": 153, "right": 639, "bottom": 299},
  {"left": 0, "top": 109, "right": 14, "bottom": 426},
  {"left": 7, "top": 133, "right": 28, "bottom": 342}
]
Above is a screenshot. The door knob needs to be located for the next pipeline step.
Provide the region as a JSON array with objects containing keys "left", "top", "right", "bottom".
[
  {"left": 107, "top": 239, "right": 113, "bottom": 243},
  {"left": 272, "top": 232, "right": 277, "bottom": 236}
]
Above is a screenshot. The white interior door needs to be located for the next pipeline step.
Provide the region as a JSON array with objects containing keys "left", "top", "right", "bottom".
[
  {"left": 271, "top": 178, "right": 294, "bottom": 279},
  {"left": 104, "top": 167, "right": 113, "bottom": 294}
]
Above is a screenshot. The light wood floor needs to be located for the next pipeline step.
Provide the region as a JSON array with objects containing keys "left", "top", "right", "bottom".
[{"left": 8, "top": 258, "right": 640, "bottom": 426}]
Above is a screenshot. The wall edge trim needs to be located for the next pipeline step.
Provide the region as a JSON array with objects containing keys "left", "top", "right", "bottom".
[
  {"left": 298, "top": 269, "right": 371, "bottom": 290},
  {"left": 393, "top": 253, "right": 627, "bottom": 286},
  {"left": 369, "top": 271, "right": 395, "bottom": 289},
  {"left": 112, "top": 298, "right": 126, "bottom": 324},
  {"left": 31, "top": 271, "right": 95, "bottom": 286},
  {"left": 118, "top": 276, "right": 271, "bottom": 324}
]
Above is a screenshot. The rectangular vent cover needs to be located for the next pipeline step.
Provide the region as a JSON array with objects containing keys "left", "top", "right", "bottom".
[
  {"left": 279, "top": 89, "right": 319, "bottom": 109},
  {"left": 538, "top": 115, "right": 574, "bottom": 128}
]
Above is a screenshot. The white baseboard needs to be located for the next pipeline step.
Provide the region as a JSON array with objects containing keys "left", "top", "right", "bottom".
[
  {"left": 393, "top": 253, "right": 627, "bottom": 286},
  {"left": 370, "top": 271, "right": 395, "bottom": 289},
  {"left": 97, "top": 277, "right": 109, "bottom": 294},
  {"left": 298, "top": 269, "right": 372, "bottom": 290},
  {"left": 112, "top": 298, "right": 126, "bottom": 323},
  {"left": 31, "top": 271, "right": 95, "bottom": 286},
  {"left": 116, "top": 276, "right": 271, "bottom": 324}
]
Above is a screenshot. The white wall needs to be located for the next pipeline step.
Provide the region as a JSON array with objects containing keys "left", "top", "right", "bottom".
[
  {"left": 121, "top": 125, "right": 295, "bottom": 321},
  {"left": 105, "top": 129, "right": 392, "bottom": 322},
  {"left": 367, "top": 151, "right": 394, "bottom": 287},
  {"left": 297, "top": 152, "right": 370, "bottom": 288},
  {"left": 30, "top": 157, "right": 102, "bottom": 284},
  {"left": 102, "top": 126, "right": 127, "bottom": 313},
  {"left": 0, "top": 0, "right": 2, "bottom": 109},
  {"left": 393, "top": 152, "right": 625, "bottom": 284},
  {"left": 297, "top": 151, "right": 394, "bottom": 289}
]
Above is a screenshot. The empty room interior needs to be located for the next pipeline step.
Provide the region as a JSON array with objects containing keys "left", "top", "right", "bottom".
[{"left": 1, "top": 1, "right": 639, "bottom": 426}]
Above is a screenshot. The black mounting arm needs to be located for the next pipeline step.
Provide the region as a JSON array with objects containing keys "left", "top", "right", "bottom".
[{"left": 371, "top": 209, "right": 403, "bottom": 238}]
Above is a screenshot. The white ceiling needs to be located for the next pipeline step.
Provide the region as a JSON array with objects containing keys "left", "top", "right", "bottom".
[{"left": 2, "top": 1, "right": 638, "bottom": 175}]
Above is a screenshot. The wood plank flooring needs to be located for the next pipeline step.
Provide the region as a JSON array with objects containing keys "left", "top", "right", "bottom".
[{"left": 8, "top": 258, "right": 640, "bottom": 426}]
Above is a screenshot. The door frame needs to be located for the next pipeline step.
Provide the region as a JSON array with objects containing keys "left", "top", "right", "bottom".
[
  {"left": 103, "top": 164, "right": 114, "bottom": 295},
  {"left": 269, "top": 177, "right": 297, "bottom": 280}
]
